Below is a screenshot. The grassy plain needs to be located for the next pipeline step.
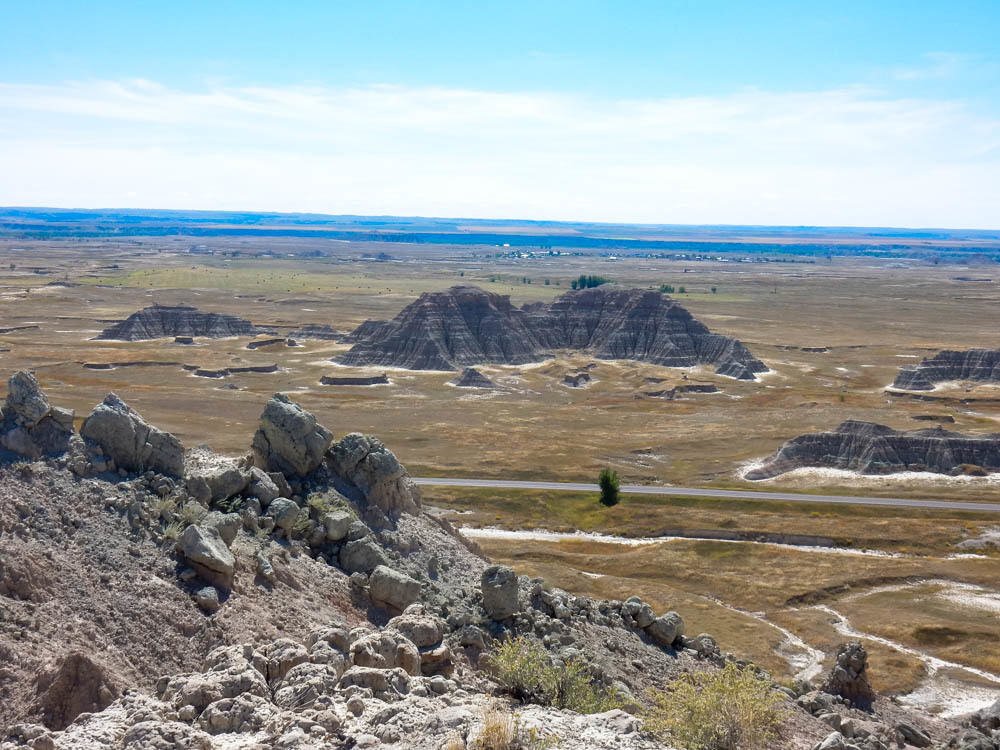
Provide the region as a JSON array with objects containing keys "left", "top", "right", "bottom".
[{"left": 2, "top": 234, "right": 1000, "bottom": 700}]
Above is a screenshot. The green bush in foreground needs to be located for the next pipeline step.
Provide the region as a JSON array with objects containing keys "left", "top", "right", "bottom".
[
  {"left": 645, "top": 662, "right": 787, "bottom": 750},
  {"left": 486, "top": 637, "right": 623, "bottom": 714}
]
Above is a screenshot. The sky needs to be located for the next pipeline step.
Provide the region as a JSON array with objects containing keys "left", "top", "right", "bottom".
[{"left": 1, "top": 1, "right": 998, "bottom": 228}]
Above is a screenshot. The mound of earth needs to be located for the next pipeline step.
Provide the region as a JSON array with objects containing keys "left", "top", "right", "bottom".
[
  {"left": 94, "top": 305, "right": 259, "bottom": 341},
  {"left": 892, "top": 348, "right": 1000, "bottom": 391},
  {"left": 338, "top": 285, "right": 767, "bottom": 378},
  {"left": 450, "top": 367, "right": 496, "bottom": 388},
  {"left": 746, "top": 419, "right": 1000, "bottom": 480}
]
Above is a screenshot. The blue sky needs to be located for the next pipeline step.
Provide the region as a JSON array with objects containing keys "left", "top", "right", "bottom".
[{"left": 1, "top": 1, "right": 998, "bottom": 227}]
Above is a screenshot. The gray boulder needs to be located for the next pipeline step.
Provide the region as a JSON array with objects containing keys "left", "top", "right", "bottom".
[
  {"left": 265, "top": 498, "right": 300, "bottom": 533},
  {"left": 0, "top": 371, "right": 74, "bottom": 458},
  {"left": 972, "top": 698, "right": 1000, "bottom": 733},
  {"left": 621, "top": 597, "right": 655, "bottom": 628},
  {"left": 251, "top": 393, "right": 333, "bottom": 477},
  {"left": 327, "top": 433, "right": 420, "bottom": 516},
  {"left": 896, "top": 722, "right": 932, "bottom": 748},
  {"left": 247, "top": 467, "right": 280, "bottom": 505},
  {"left": 481, "top": 565, "right": 519, "bottom": 620},
  {"left": 6, "top": 370, "right": 51, "bottom": 426},
  {"left": 387, "top": 610, "right": 445, "bottom": 650},
  {"left": 646, "top": 611, "right": 685, "bottom": 648},
  {"left": 369, "top": 565, "right": 422, "bottom": 612},
  {"left": 185, "top": 463, "right": 249, "bottom": 505},
  {"left": 200, "top": 511, "right": 242, "bottom": 547},
  {"left": 193, "top": 586, "right": 221, "bottom": 614},
  {"left": 180, "top": 524, "right": 235, "bottom": 590},
  {"left": 80, "top": 393, "right": 184, "bottom": 476},
  {"left": 339, "top": 539, "right": 388, "bottom": 574},
  {"left": 323, "top": 510, "right": 355, "bottom": 541}
]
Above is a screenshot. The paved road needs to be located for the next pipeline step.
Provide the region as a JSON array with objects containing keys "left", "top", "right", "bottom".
[{"left": 412, "top": 477, "right": 1000, "bottom": 513}]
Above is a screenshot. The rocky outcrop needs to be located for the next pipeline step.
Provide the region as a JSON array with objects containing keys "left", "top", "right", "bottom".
[
  {"left": 339, "top": 285, "right": 767, "bottom": 378},
  {"left": 251, "top": 393, "right": 333, "bottom": 477},
  {"left": 326, "top": 433, "right": 420, "bottom": 517},
  {"left": 893, "top": 348, "right": 1000, "bottom": 391},
  {"left": 95, "top": 305, "right": 259, "bottom": 341},
  {"left": 746, "top": 420, "right": 1000, "bottom": 479},
  {"left": 822, "top": 641, "right": 874, "bottom": 710},
  {"left": 450, "top": 367, "right": 496, "bottom": 388},
  {"left": 481, "top": 565, "right": 520, "bottom": 620},
  {"left": 0, "top": 371, "right": 74, "bottom": 458},
  {"left": 80, "top": 393, "right": 184, "bottom": 476}
]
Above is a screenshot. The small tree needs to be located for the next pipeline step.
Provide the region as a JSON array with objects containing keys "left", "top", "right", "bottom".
[{"left": 598, "top": 468, "right": 620, "bottom": 507}]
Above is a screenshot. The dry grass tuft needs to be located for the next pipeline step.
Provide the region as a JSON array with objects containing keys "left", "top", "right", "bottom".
[{"left": 474, "top": 706, "right": 517, "bottom": 750}]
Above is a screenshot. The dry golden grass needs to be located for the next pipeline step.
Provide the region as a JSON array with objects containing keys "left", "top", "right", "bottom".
[{"left": 474, "top": 706, "right": 517, "bottom": 750}]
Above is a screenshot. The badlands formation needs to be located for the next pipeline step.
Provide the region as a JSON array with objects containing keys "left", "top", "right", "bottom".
[
  {"left": 2, "top": 371, "right": 994, "bottom": 749},
  {"left": 339, "top": 285, "right": 768, "bottom": 379},
  {"left": 95, "top": 305, "right": 262, "bottom": 341},
  {"left": 893, "top": 349, "right": 1000, "bottom": 391},
  {"left": 746, "top": 420, "right": 1000, "bottom": 480}
]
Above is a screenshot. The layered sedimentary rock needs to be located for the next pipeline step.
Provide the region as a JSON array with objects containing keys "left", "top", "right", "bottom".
[
  {"left": 95, "top": 305, "right": 259, "bottom": 341},
  {"left": 450, "top": 367, "right": 496, "bottom": 388},
  {"left": 290, "top": 324, "right": 343, "bottom": 341},
  {"left": 320, "top": 374, "right": 389, "bottom": 386},
  {"left": 746, "top": 420, "right": 1000, "bottom": 480},
  {"left": 339, "top": 285, "right": 766, "bottom": 378},
  {"left": 893, "top": 348, "right": 1000, "bottom": 391}
]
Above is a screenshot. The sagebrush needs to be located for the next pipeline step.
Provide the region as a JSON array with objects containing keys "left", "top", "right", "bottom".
[
  {"left": 486, "top": 637, "right": 622, "bottom": 714},
  {"left": 644, "top": 661, "right": 787, "bottom": 750}
]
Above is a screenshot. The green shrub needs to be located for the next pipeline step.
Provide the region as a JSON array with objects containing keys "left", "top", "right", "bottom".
[
  {"left": 598, "top": 468, "right": 620, "bottom": 507},
  {"left": 486, "top": 637, "right": 622, "bottom": 714},
  {"left": 644, "top": 662, "right": 787, "bottom": 750}
]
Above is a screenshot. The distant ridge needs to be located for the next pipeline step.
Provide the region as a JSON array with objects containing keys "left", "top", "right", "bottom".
[{"left": 94, "top": 305, "right": 260, "bottom": 341}]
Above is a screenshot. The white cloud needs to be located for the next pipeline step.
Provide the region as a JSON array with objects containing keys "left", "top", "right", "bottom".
[{"left": 0, "top": 79, "right": 997, "bottom": 227}]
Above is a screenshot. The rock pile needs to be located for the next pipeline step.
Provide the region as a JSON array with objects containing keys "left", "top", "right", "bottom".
[
  {"left": 94, "top": 304, "right": 260, "bottom": 341},
  {"left": 893, "top": 348, "right": 1000, "bottom": 391},
  {"left": 746, "top": 419, "right": 1000, "bottom": 479},
  {"left": 339, "top": 284, "right": 767, "bottom": 378}
]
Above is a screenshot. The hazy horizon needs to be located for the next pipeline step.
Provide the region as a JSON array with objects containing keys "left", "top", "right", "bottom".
[{"left": 2, "top": 1, "right": 998, "bottom": 228}]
